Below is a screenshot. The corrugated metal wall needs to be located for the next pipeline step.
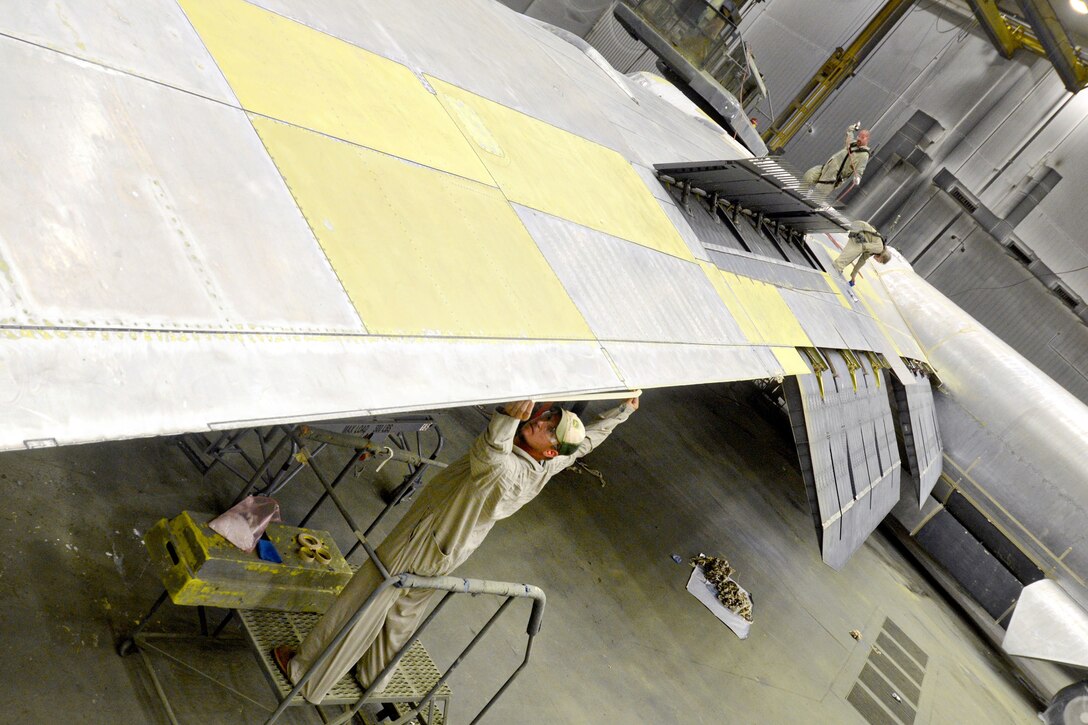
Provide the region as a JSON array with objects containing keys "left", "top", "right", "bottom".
[
  {"left": 926, "top": 239, "right": 1088, "bottom": 402},
  {"left": 583, "top": 4, "right": 660, "bottom": 74},
  {"left": 508, "top": 0, "right": 615, "bottom": 38},
  {"left": 737, "top": 0, "right": 885, "bottom": 138}
]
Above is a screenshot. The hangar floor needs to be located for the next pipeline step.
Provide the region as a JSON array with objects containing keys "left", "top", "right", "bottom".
[{"left": 0, "top": 384, "right": 1038, "bottom": 724}]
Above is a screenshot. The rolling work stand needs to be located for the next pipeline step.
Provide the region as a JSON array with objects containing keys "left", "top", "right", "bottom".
[{"left": 121, "top": 417, "right": 546, "bottom": 724}]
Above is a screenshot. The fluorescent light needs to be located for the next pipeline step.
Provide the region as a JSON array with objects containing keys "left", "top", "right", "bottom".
[{"left": 1072, "top": 0, "right": 1088, "bottom": 15}]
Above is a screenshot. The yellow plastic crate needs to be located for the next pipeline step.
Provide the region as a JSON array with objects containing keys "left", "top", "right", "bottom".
[{"left": 145, "top": 511, "right": 353, "bottom": 612}]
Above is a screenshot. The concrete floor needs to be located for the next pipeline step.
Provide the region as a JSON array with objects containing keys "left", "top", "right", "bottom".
[{"left": 0, "top": 383, "right": 1040, "bottom": 724}]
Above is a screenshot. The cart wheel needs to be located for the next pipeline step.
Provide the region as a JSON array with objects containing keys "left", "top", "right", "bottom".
[{"left": 117, "top": 637, "right": 137, "bottom": 657}]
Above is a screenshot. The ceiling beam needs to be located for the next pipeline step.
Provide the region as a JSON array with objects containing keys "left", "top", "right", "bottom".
[
  {"left": 966, "top": 0, "right": 1019, "bottom": 58},
  {"left": 762, "top": 0, "right": 914, "bottom": 152},
  {"left": 1015, "top": 0, "right": 1088, "bottom": 92}
]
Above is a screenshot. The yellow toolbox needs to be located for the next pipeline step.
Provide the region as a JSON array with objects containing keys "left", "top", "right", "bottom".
[{"left": 144, "top": 511, "right": 353, "bottom": 612}]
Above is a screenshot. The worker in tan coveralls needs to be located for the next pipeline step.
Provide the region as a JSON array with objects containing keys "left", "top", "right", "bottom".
[
  {"left": 833, "top": 220, "right": 891, "bottom": 286},
  {"left": 275, "top": 396, "right": 639, "bottom": 703},
  {"left": 802, "top": 126, "right": 871, "bottom": 191}
]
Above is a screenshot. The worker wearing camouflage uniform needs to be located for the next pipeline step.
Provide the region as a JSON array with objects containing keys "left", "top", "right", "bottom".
[
  {"left": 803, "top": 127, "right": 871, "bottom": 190},
  {"left": 833, "top": 220, "right": 891, "bottom": 285},
  {"left": 278, "top": 397, "right": 639, "bottom": 703}
]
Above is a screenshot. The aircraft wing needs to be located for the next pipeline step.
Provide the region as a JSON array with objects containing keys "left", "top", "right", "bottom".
[{"left": 0, "top": 0, "right": 942, "bottom": 567}]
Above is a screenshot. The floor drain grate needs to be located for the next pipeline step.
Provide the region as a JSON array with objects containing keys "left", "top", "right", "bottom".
[{"left": 847, "top": 618, "right": 928, "bottom": 724}]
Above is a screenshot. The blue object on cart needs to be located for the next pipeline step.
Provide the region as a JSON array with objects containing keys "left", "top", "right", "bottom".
[{"left": 257, "top": 538, "right": 283, "bottom": 564}]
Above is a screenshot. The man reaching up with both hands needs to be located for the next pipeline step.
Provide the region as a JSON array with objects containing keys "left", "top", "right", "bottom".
[{"left": 275, "top": 395, "right": 640, "bottom": 702}]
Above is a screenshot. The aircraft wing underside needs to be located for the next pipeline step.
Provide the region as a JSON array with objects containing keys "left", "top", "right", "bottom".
[{"left": 0, "top": 0, "right": 942, "bottom": 567}]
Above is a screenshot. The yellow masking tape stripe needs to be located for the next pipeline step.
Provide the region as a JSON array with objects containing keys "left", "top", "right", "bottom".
[
  {"left": 699, "top": 262, "right": 764, "bottom": 343},
  {"left": 772, "top": 346, "right": 812, "bottom": 377},
  {"left": 179, "top": 0, "right": 491, "bottom": 185},
  {"left": 849, "top": 275, "right": 911, "bottom": 357},
  {"left": 721, "top": 272, "right": 812, "bottom": 347},
  {"left": 429, "top": 77, "right": 693, "bottom": 261},
  {"left": 821, "top": 272, "right": 853, "bottom": 309},
  {"left": 252, "top": 117, "right": 593, "bottom": 339}
]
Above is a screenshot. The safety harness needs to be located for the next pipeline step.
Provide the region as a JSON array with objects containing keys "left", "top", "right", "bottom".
[
  {"left": 815, "top": 142, "right": 871, "bottom": 187},
  {"left": 850, "top": 228, "right": 885, "bottom": 252},
  {"left": 832, "top": 142, "right": 870, "bottom": 185}
]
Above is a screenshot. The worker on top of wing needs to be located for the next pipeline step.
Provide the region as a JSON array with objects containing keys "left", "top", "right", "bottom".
[
  {"left": 802, "top": 123, "right": 872, "bottom": 192},
  {"left": 275, "top": 395, "right": 639, "bottom": 704},
  {"left": 833, "top": 220, "right": 891, "bottom": 287}
]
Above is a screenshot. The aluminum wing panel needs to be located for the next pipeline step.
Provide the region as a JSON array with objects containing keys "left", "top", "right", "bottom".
[
  {"left": 706, "top": 246, "right": 828, "bottom": 290},
  {"left": 632, "top": 165, "right": 710, "bottom": 262},
  {"left": 0, "top": 0, "right": 237, "bottom": 103},
  {"left": 248, "top": 0, "right": 634, "bottom": 156},
  {"left": 784, "top": 354, "right": 901, "bottom": 570},
  {"left": 1, "top": 334, "right": 622, "bottom": 450},
  {"left": 832, "top": 309, "right": 885, "bottom": 353},
  {"left": 514, "top": 207, "right": 747, "bottom": 345},
  {"left": 602, "top": 341, "right": 783, "bottom": 389},
  {"left": 0, "top": 36, "right": 360, "bottom": 332},
  {"left": 779, "top": 289, "right": 849, "bottom": 350},
  {"left": 808, "top": 239, "right": 929, "bottom": 363},
  {"left": 891, "top": 371, "right": 943, "bottom": 504},
  {"left": 532, "top": 28, "right": 745, "bottom": 163},
  {"left": 608, "top": 95, "right": 744, "bottom": 166}
]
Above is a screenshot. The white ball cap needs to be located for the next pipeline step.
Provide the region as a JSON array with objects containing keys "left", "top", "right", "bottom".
[{"left": 555, "top": 409, "right": 586, "bottom": 454}]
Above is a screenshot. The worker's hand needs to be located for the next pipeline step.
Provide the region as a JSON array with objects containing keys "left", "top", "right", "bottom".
[
  {"left": 625, "top": 396, "right": 640, "bottom": 411},
  {"left": 848, "top": 279, "right": 856, "bottom": 287},
  {"left": 852, "top": 174, "right": 861, "bottom": 186},
  {"left": 501, "top": 400, "right": 534, "bottom": 420}
]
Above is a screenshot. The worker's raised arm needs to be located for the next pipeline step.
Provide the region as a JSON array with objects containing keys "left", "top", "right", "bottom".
[{"left": 469, "top": 400, "right": 531, "bottom": 473}]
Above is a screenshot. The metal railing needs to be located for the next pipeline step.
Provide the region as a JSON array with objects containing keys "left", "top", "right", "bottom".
[
  {"left": 264, "top": 426, "right": 546, "bottom": 724},
  {"left": 622, "top": 0, "right": 753, "bottom": 98},
  {"left": 266, "top": 572, "right": 546, "bottom": 725},
  {"left": 123, "top": 420, "right": 545, "bottom": 724}
]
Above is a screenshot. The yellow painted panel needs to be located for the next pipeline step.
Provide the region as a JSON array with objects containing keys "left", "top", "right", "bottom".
[
  {"left": 848, "top": 275, "right": 911, "bottom": 356},
  {"left": 875, "top": 320, "right": 907, "bottom": 357},
  {"left": 253, "top": 118, "right": 593, "bottom": 339},
  {"left": 698, "top": 262, "right": 763, "bottom": 343},
  {"left": 721, "top": 272, "right": 812, "bottom": 347},
  {"left": 821, "top": 272, "right": 853, "bottom": 309},
  {"left": 179, "top": 0, "right": 491, "bottom": 185},
  {"left": 771, "top": 346, "right": 812, "bottom": 376},
  {"left": 429, "top": 77, "right": 693, "bottom": 260}
]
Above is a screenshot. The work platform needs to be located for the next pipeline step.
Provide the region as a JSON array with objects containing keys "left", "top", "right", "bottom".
[
  {"left": 655, "top": 157, "right": 853, "bottom": 232},
  {"left": 240, "top": 609, "right": 449, "bottom": 721}
]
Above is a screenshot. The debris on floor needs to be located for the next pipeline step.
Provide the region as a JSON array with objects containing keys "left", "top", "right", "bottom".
[{"left": 686, "top": 554, "right": 753, "bottom": 639}]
